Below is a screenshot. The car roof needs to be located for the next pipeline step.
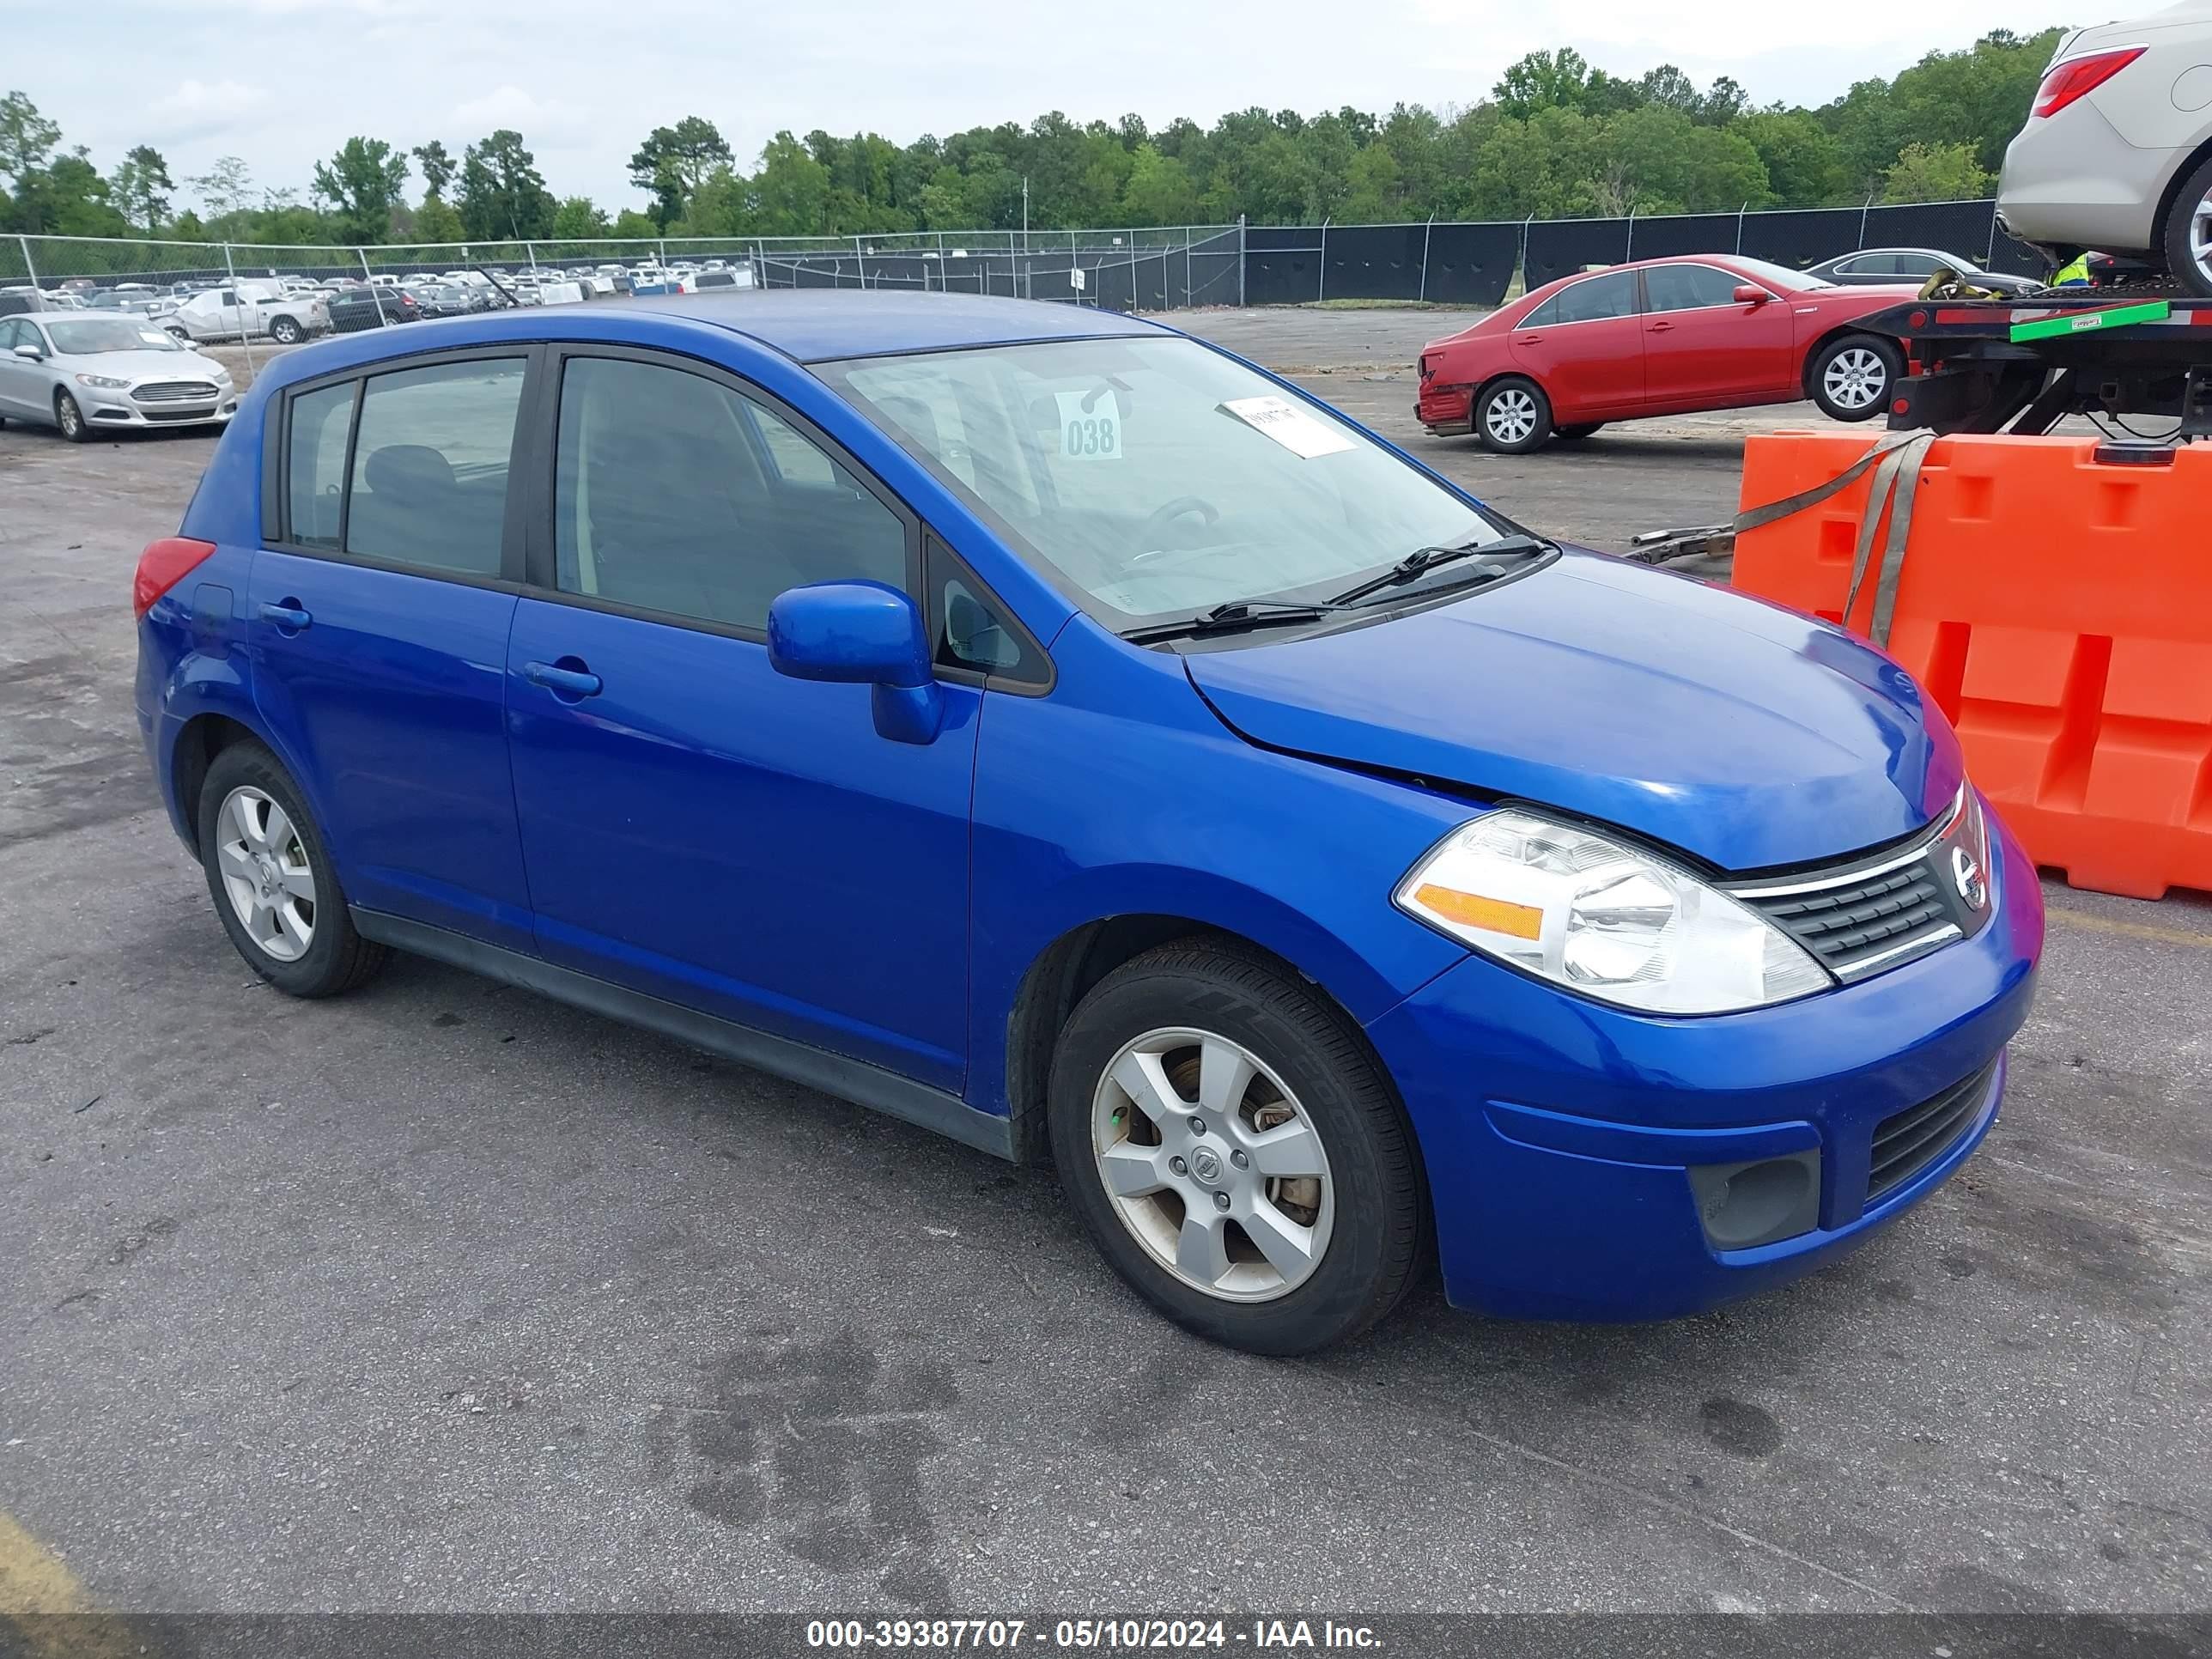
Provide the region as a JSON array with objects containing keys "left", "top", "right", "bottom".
[{"left": 617, "top": 289, "right": 1166, "bottom": 363}]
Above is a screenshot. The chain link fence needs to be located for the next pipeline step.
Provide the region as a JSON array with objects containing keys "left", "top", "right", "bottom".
[{"left": 9, "top": 201, "right": 2039, "bottom": 314}]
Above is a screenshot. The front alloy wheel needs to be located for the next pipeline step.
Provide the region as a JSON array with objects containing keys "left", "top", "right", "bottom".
[
  {"left": 1047, "top": 940, "right": 1425, "bottom": 1354},
  {"left": 1822, "top": 347, "right": 1887, "bottom": 411},
  {"left": 1091, "top": 1027, "right": 1334, "bottom": 1302}
]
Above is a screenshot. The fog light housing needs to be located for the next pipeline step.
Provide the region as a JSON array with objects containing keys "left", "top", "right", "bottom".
[{"left": 1686, "top": 1152, "right": 1821, "bottom": 1250}]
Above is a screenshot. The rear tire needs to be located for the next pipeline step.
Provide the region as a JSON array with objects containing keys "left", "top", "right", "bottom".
[
  {"left": 1808, "top": 333, "right": 1901, "bottom": 422},
  {"left": 196, "top": 741, "right": 389, "bottom": 999},
  {"left": 1553, "top": 422, "right": 1604, "bottom": 441},
  {"left": 1046, "top": 940, "right": 1426, "bottom": 1355},
  {"left": 2160, "top": 153, "right": 2212, "bottom": 300},
  {"left": 1474, "top": 376, "right": 1553, "bottom": 453},
  {"left": 53, "top": 390, "right": 90, "bottom": 443},
  {"left": 270, "top": 315, "right": 302, "bottom": 345}
]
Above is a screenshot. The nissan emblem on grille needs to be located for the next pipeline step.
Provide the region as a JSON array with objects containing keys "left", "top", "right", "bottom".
[{"left": 1951, "top": 845, "right": 1988, "bottom": 910}]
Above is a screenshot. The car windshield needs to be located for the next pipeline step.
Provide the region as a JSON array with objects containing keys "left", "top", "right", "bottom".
[
  {"left": 1740, "top": 258, "right": 1839, "bottom": 291},
  {"left": 817, "top": 336, "right": 1506, "bottom": 628},
  {"left": 45, "top": 318, "right": 182, "bottom": 355}
]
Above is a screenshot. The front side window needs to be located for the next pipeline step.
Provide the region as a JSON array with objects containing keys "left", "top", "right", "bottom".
[
  {"left": 817, "top": 336, "right": 1508, "bottom": 629},
  {"left": 1643, "top": 264, "right": 1749, "bottom": 313},
  {"left": 552, "top": 356, "right": 906, "bottom": 631},
  {"left": 343, "top": 358, "right": 526, "bottom": 575}
]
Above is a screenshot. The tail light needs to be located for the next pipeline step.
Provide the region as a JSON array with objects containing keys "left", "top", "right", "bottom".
[
  {"left": 133, "top": 537, "right": 216, "bottom": 619},
  {"left": 2032, "top": 46, "right": 2144, "bottom": 118}
]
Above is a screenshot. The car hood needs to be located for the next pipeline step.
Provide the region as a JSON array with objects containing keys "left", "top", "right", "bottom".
[
  {"left": 62, "top": 348, "right": 226, "bottom": 381},
  {"left": 1181, "top": 550, "right": 1964, "bottom": 873}
]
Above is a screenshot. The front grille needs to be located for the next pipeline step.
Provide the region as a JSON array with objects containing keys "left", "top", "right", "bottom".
[
  {"left": 133, "top": 380, "right": 218, "bottom": 403},
  {"left": 1869, "top": 1059, "right": 1996, "bottom": 1200},
  {"left": 1727, "top": 789, "right": 1991, "bottom": 981},
  {"left": 140, "top": 406, "right": 217, "bottom": 422}
]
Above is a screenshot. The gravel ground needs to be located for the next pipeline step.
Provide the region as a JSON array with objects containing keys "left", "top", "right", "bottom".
[{"left": 1, "top": 303, "right": 2208, "bottom": 1629}]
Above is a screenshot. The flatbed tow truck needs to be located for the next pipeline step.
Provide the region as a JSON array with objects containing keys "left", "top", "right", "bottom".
[
  {"left": 1625, "top": 288, "right": 2209, "bottom": 569},
  {"left": 1858, "top": 289, "right": 2212, "bottom": 439}
]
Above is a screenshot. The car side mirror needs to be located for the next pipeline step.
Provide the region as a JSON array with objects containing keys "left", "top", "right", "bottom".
[
  {"left": 12, "top": 343, "right": 43, "bottom": 361},
  {"left": 1734, "top": 285, "right": 1771, "bottom": 305},
  {"left": 768, "top": 580, "right": 944, "bottom": 745}
]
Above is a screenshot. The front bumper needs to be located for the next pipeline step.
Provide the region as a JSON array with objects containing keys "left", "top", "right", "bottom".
[
  {"left": 1364, "top": 801, "right": 2044, "bottom": 1322},
  {"left": 79, "top": 390, "right": 238, "bottom": 430}
]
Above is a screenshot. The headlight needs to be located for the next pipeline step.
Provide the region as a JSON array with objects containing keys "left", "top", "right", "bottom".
[
  {"left": 75, "top": 374, "right": 132, "bottom": 390},
  {"left": 1395, "top": 810, "right": 1832, "bottom": 1014}
]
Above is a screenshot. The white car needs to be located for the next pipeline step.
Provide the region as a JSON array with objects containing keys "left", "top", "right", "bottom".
[
  {"left": 1998, "top": 0, "right": 2212, "bottom": 294},
  {"left": 0, "top": 311, "right": 238, "bottom": 441},
  {"left": 163, "top": 285, "right": 328, "bottom": 346}
]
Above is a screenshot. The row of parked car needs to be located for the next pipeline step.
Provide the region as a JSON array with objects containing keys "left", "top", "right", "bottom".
[{"left": 0, "top": 258, "right": 760, "bottom": 342}]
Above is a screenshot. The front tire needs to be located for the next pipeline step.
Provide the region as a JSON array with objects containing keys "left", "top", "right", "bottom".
[
  {"left": 2160, "top": 153, "right": 2212, "bottom": 300},
  {"left": 53, "top": 390, "right": 89, "bottom": 443},
  {"left": 196, "top": 742, "right": 388, "bottom": 998},
  {"left": 1808, "top": 333, "right": 1900, "bottom": 422},
  {"left": 1046, "top": 941, "right": 1425, "bottom": 1355},
  {"left": 1474, "top": 376, "right": 1553, "bottom": 453}
]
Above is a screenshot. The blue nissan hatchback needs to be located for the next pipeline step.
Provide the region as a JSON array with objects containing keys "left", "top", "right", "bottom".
[{"left": 135, "top": 291, "right": 2042, "bottom": 1353}]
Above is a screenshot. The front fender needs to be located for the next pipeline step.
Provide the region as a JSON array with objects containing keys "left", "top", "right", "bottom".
[{"left": 963, "top": 621, "right": 1474, "bottom": 1119}]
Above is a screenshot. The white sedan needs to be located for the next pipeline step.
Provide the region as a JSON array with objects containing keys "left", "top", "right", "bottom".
[{"left": 0, "top": 313, "right": 239, "bottom": 441}]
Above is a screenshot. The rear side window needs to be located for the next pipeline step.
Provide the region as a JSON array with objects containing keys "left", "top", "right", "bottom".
[
  {"left": 285, "top": 382, "right": 354, "bottom": 550},
  {"left": 1549, "top": 270, "right": 1638, "bottom": 323},
  {"left": 342, "top": 359, "right": 526, "bottom": 576}
]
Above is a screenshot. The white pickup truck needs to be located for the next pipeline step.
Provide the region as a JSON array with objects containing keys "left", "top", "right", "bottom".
[{"left": 162, "top": 284, "right": 329, "bottom": 346}]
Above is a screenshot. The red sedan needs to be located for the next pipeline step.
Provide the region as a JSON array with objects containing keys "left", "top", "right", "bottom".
[{"left": 1416, "top": 255, "right": 1924, "bottom": 452}]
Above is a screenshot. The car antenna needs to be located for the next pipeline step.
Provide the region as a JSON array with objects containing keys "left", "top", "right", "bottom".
[{"left": 475, "top": 264, "right": 521, "bottom": 308}]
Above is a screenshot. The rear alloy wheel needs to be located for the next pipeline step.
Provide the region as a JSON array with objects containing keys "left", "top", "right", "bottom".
[
  {"left": 2160, "top": 154, "right": 2212, "bottom": 299},
  {"left": 270, "top": 315, "right": 302, "bottom": 344},
  {"left": 53, "top": 390, "right": 90, "bottom": 443},
  {"left": 197, "top": 741, "right": 388, "bottom": 997},
  {"left": 1047, "top": 941, "right": 1425, "bottom": 1355},
  {"left": 1808, "top": 334, "right": 1901, "bottom": 422},
  {"left": 1474, "top": 377, "right": 1553, "bottom": 453}
]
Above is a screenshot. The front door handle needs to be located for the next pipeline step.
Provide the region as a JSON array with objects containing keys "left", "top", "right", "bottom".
[
  {"left": 1647, "top": 321, "right": 1675, "bottom": 333},
  {"left": 1515, "top": 334, "right": 1543, "bottom": 346},
  {"left": 522, "top": 659, "right": 603, "bottom": 700},
  {"left": 259, "top": 600, "right": 312, "bottom": 631}
]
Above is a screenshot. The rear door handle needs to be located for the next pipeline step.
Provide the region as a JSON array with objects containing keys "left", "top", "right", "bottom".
[
  {"left": 1647, "top": 321, "right": 1674, "bottom": 333},
  {"left": 259, "top": 600, "right": 312, "bottom": 631},
  {"left": 522, "top": 659, "right": 603, "bottom": 699},
  {"left": 1515, "top": 334, "right": 1543, "bottom": 345}
]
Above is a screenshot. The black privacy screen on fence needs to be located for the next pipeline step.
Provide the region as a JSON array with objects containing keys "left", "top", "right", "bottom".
[{"left": 27, "top": 197, "right": 2045, "bottom": 319}]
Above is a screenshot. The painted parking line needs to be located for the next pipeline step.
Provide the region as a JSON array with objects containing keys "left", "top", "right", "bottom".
[
  {"left": 0, "top": 1510, "right": 141, "bottom": 1659},
  {"left": 2045, "top": 903, "right": 2212, "bottom": 950}
]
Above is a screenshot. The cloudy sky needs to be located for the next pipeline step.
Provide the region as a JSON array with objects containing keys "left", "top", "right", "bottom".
[{"left": 19, "top": 1, "right": 2091, "bottom": 213}]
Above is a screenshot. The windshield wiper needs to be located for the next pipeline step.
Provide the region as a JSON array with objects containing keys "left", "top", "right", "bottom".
[
  {"left": 1121, "top": 597, "right": 1356, "bottom": 645},
  {"left": 1327, "top": 532, "right": 1555, "bottom": 607}
]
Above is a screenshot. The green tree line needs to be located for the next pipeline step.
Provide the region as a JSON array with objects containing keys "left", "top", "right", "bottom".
[{"left": 0, "top": 31, "right": 2059, "bottom": 251}]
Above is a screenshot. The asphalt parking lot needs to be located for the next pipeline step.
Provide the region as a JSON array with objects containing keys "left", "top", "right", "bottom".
[{"left": 3, "top": 303, "right": 2209, "bottom": 1626}]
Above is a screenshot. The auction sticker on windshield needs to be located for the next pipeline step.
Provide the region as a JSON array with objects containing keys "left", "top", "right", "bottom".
[
  {"left": 1221, "top": 395, "right": 1353, "bottom": 459},
  {"left": 1054, "top": 389, "right": 1121, "bottom": 460}
]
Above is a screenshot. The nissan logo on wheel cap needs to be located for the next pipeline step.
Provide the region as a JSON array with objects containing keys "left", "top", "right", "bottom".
[
  {"left": 1951, "top": 845, "right": 1988, "bottom": 910},
  {"left": 1189, "top": 1147, "right": 1224, "bottom": 1184}
]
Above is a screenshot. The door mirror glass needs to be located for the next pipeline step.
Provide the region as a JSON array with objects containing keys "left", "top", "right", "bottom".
[{"left": 1733, "top": 284, "right": 1771, "bottom": 305}]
